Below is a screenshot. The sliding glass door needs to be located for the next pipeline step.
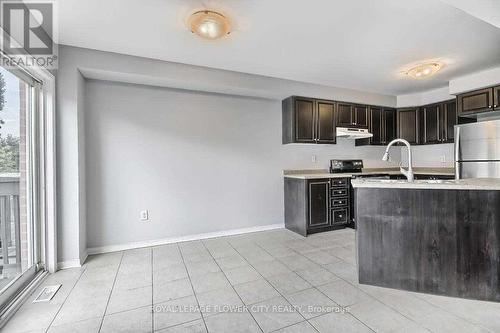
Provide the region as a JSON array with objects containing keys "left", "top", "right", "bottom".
[{"left": 0, "top": 65, "right": 42, "bottom": 311}]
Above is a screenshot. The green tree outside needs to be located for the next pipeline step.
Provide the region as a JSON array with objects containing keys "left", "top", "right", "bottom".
[
  {"left": 0, "top": 135, "right": 19, "bottom": 172},
  {"left": 0, "top": 72, "right": 19, "bottom": 173}
]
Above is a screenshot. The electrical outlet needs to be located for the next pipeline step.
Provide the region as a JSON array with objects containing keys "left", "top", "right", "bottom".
[
  {"left": 311, "top": 155, "right": 317, "bottom": 163},
  {"left": 140, "top": 210, "right": 149, "bottom": 221},
  {"left": 440, "top": 155, "right": 446, "bottom": 163}
]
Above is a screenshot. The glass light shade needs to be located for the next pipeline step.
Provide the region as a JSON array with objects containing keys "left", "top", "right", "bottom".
[
  {"left": 406, "top": 63, "right": 442, "bottom": 79},
  {"left": 188, "top": 10, "right": 231, "bottom": 40}
]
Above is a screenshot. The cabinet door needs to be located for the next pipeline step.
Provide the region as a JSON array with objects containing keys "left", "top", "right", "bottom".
[
  {"left": 308, "top": 180, "right": 330, "bottom": 229},
  {"left": 354, "top": 105, "right": 369, "bottom": 127},
  {"left": 370, "top": 107, "right": 383, "bottom": 144},
  {"left": 423, "top": 104, "right": 440, "bottom": 144},
  {"left": 336, "top": 103, "right": 353, "bottom": 127},
  {"left": 383, "top": 109, "right": 397, "bottom": 143},
  {"left": 316, "top": 100, "right": 336, "bottom": 143},
  {"left": 294, "top": 98, "right": 316, "bottom": 143},
  {"left": 443, "top": 100, "right": 457, "bottom": 142},
  {"left": 457, "top": 88, "right": 494, "bottom": 115},
  {"left": 494, "top": 85, "right": 500, "bottom": 110},
  {"left": 398, "top": 109, "right": 418, "bottom": 144}
]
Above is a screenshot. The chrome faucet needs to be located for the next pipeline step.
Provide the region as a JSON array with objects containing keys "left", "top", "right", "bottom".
[{"left": 382, "top": 139, "right": 414, "bottom": 182}]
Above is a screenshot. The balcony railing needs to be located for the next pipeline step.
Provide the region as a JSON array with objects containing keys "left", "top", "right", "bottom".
[{"left": 0, "top": 174, "right": 21, "bottom": 286}]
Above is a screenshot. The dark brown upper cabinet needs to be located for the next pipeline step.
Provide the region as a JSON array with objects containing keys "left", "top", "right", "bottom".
[
  {"left": 316, "top": 100, "right": 336, "bottom": 143},
  {"left": 384, "top": 108, "right": 397, "bottom": 143},
  {"left": 336, "top": 103, "right": 368, "bottom": 128},
  {"left": 494, "top": 85, "right": 500, "bottom": 110},
  {"left": 370, "top": 107, "right": 383, "bottom": 144},
  {"left": 442, "top": 100, "right": 457, "bottom": 143},
  {"left": 457, "top": 87, "right": 494, "bottom": 115},
  {"left": 353, "top": 105, "right": 369, "bottom": 127},
  {"left": 421, "top": 104, "right": 440, "bottom": 144},
  {"left": 419, "top": 99, "right": 458, "bottom": 145},
  {"left": 282, "top": 96, "right": 336, "bottom": 144},
  {"left": 356, "top": 107, "right": 397, "bottom": 146},
  {"left": 398, "top": 108, "right": 419, "bottom": 144},
  {"left": 336, "top": 103, "right": 354, "bottom": 127}
]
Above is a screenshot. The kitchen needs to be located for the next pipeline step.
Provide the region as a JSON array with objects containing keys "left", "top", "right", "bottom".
[
  {"left": 283, "top": 85, "right": 500, "bottom": 303},
  {"left": 2, "top": 1, "right": 500, "bottom": 332}
]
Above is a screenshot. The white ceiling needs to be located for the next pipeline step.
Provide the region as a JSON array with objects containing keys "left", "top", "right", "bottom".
[
  {"left": 56, "top": 0, "right": 500, "bottom": 96},
  {"left": 439, "top": 0, "right": 500, "bottom": 29}
]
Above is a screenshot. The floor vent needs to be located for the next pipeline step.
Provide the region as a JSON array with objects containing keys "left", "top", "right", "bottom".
[{"left": 33, "top": 285, "right": 61, "bottom": 303}]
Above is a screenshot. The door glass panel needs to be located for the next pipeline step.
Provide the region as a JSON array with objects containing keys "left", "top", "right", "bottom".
[{"left": 0, "top": 66, "right": 38, "bottom": 303}]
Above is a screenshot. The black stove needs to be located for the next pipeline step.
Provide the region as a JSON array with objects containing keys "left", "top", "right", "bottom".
[
  {"left": 329, "top": 159, "right": 390, "bottom": 229},
  {"left": 329, "top": 159, "right": 363, "bottom": 174}
]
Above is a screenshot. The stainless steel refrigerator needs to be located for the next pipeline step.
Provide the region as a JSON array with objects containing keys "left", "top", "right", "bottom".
[{"left": 455, "top": 119, "right": 500, "bottom": 179}]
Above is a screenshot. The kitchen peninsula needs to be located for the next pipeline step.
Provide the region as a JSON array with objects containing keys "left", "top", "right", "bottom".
[{"left": 353, "top": 178, "right": 500, "bottom": 302}]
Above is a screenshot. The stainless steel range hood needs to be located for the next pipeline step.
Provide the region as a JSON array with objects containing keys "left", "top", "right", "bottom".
[{"left": 336, "top": 127, "right": 373, "bottom": 139}]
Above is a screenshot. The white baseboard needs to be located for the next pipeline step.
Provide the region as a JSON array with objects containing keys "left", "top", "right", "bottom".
[
  {"left": 79, "top": 249, "right": 88, "bottom": 266},
  {"left": 87, "top": 223, "right": 285, "bottom": 256},
  {"left": 57, "top": 249, "right": 88, "bottom": 270},
  {"left": 57, "top": 259, "right": 82, "bottom": 270}
]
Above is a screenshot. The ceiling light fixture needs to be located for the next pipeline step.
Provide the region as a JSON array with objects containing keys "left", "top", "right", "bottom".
[
  {"left": 188, "top": 10, "right": 231, "bottom": 40},
  {"left": 405, "top": 62, "right": 442, "bottom": 79}
]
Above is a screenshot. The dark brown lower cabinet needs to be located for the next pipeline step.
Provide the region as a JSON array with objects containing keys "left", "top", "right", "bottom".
[
  {"left": 284, "top": 177, "right": 350, "bottom": 236},
  {"left": 356, "top": 187, "right": 500, "bottom": 302},
  {"left": 308, "top": 180, "right": 330, "bottom": 229}
]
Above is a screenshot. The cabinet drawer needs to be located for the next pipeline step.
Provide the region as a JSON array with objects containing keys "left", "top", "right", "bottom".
[
  {"left": 331, "top": 188, "right": 348, "bottom": 197},
  {"left": 332, "top": 209, "right": 348, "bottom": 224},
  {"left": 330, "top": 178, "right": 348, "bottom": 188},
  {"left": 331, "top": 198, "right": 348, "bottom": 207}
]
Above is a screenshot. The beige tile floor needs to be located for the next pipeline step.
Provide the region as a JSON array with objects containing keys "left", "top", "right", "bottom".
[{"left": 3, "top": 228, "right": 500, "bottom": 332}]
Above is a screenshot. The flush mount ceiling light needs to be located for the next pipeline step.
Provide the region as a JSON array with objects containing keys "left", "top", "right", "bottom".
[
  {"left": 405, "top": 62, "right": 443, "bottom": 79},
  {"left": 187, "top": 10, "right": 231, "bottom": 40}
]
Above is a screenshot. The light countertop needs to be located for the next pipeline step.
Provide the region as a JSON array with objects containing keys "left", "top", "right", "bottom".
[
  {"left": 283, "top": 167, "right": 455, "bottom": 180},
  {"left": 351, "top": 177, "right": 500, "bottom": 191}
]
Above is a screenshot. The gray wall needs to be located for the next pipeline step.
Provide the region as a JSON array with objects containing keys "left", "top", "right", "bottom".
[{"left": 84, "top": 80, "right": 400, "bottom": 250}]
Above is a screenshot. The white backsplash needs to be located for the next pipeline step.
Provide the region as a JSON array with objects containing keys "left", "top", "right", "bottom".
[{"left": 401, "top": 143, "right": 454, "bottom": 168}]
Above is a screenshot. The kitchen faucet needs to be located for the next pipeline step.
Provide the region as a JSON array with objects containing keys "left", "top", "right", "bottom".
[{"left": 382, "top": 139, "right": 414, "bottom": 182}]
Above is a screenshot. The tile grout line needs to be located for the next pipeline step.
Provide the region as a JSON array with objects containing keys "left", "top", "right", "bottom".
[
  {"left": 316, "top": 257, "right": 431, "bottom": 330},
  {"left": 254, "top": 239, "right": 374, "bottom": 333},
  {"left": 98, "top": 252, "right": 124, "bottom": 333},
  {"left": 283, "top": 236, "right": 424, "bottom": 332},
  {"left": 251, "top": 242, "right": 339, "bottom": 333},
  {"left": 200, "top": 240, "right": 265, "bottom": 333},
  {"left": 223, "top": 239, "right": 312, "bottom": 332},
  {"left": 43, "top": 266, "right": 88, "bottom": 333},
  {"left": 178, "top": 243, "right": 210, "bottom": 333},
  {"left": 403, "top": 293, "right": 495, "bottom": 333}
]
